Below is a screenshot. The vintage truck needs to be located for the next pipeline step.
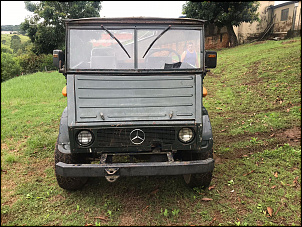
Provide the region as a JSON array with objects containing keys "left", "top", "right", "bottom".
[{"left": 53, "top": 17, "right": 217, "bottom": 190}]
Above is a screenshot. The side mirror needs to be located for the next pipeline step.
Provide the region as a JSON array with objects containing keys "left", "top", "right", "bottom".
[
  {"left": 53, "top": 50, "right": 65, "bottom": 69},
  {"left": 205, "top": 51, "right": 217, "bottom": 68}
]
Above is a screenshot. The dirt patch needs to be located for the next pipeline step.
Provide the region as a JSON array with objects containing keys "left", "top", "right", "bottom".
[
  {"left": 1, "top": 143, "right": 9, "bottom": 150},
  {"left": 275, "top": 127, "right": 301, "bottom": 146},
  {"left": 241, "top": 61, "right": 263, "bottom": 85},
  {"left": 212, "top": 126, "right": 301, "bottom": 163},
  {"left": 282, "top": 39, "right": 297, "bottom": 45},
  {"left": 207, "top": 71, "right": 221, "bottom": 78},
  {"left": 48, "top": 194, "right": 66, "bottom": 203},
  {"left": 119, "top": 211, "right": 138, "bottom": 226}
]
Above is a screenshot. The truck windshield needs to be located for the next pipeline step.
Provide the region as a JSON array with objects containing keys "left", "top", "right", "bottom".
[{"left": 69, "top": 28, "right": 201, "bottom": 70}]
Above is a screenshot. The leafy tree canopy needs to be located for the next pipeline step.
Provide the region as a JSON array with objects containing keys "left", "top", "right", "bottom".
[
  {"left": 182, "top": 2, "right": 260, "bottom": 47},
  {"left": 20, "top": 1, "right": 102, "bottom": 54},
  {"left": 1, "top": 25, "right": 21, "bottom": 31},
  {"left": 10, "top": 35, "right": 22, "bottom": 53}
]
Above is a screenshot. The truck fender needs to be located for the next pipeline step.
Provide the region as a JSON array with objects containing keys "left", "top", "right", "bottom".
[
  {"left": 201, "top": 107, "right": 213, "bottom": 151},
  {"left": 57, "top": 107, "right": 71, "bottom": 154}
]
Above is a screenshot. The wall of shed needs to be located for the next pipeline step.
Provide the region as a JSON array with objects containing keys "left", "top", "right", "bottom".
[
  {"left": 234, "top": 1, "right": 301, "bottom": 43},
  {"left": 198, "top": 1, "right": 301, "bottom": 49},
  {"left": 233, "top": 1, "right": 275, "bottom": 44},
  {"left": 273, "top": 1, "right": 301, "bottom": 33}
]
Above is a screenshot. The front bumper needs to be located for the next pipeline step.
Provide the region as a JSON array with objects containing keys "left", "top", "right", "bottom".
[{"left": 55, "top": 158, "right": 214, "bottom": 178}]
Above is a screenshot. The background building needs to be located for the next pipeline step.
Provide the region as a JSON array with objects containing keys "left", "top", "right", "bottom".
[{"left": 205, "top": 1, "right": 301, "bottom": 49}]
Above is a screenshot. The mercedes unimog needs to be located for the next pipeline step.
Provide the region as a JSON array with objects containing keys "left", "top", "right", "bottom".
[{"left": 53, "top": 17, "right": 217, "bottom": 190}]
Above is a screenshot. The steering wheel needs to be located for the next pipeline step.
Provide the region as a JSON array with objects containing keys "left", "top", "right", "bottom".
[{"left": 145, "top": 48, "right": 181, "bottom": 63}]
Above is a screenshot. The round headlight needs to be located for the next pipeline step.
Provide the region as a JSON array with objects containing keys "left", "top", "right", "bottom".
[
  {"left": 77, "top": 130, "right": 94, "bottom": 146},
  {"left": 178, "top": 127, "right": 194, "bottom": 143}
]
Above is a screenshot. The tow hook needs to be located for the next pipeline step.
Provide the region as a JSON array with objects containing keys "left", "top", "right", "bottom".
[
  {"left": 104, "top": 167, "right": 120, "bottom": 182},
  {"left": 100, "top": 154, "right": 120, "bottom": 182},
  {"left": 167, "top": 152, "right": 174, "bottom": 162}
]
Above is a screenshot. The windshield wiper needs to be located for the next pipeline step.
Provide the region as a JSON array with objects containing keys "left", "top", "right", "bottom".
[
  {"left": 101, "top": 25, "right": 131, "bottom": 58},
  {"left": 142, "top": 25, "right": 171, "bottom": 58}
]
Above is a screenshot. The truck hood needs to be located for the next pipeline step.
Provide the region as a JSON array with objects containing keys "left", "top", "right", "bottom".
[{"left": 74, "top": 74, "right": 197, "bottom": 123}]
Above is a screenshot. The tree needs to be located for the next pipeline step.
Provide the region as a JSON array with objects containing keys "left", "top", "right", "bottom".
[
  {"left": 10, "top": 35, "right": 22, "bottom": 53},
  {"left": 182, "top": 2, "right": 260, "bottom": 47},
  {"left": 20, "top": 1, "right": 102, "bottom": 54}
]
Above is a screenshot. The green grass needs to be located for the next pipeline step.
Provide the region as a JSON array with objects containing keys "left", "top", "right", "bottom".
[{"left": 1, "top": 37, "right": 301, "bottom": 226}]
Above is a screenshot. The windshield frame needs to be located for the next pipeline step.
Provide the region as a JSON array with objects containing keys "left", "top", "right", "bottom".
[{"left": 65, "top": 21, "right": 205, "bottom": 74}]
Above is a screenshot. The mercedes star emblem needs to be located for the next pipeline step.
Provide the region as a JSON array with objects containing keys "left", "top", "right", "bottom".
[{"left": 130, "top": 129, "right": 145, "bottom": 145}]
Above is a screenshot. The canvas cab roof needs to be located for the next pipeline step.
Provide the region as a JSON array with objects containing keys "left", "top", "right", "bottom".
[{"left": 64, "top": 17, "right": 205, "bottom": 26}]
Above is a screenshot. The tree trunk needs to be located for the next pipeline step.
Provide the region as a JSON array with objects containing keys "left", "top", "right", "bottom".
[{"left": 226, "top": 24, "right": 238, "bottom": 47}]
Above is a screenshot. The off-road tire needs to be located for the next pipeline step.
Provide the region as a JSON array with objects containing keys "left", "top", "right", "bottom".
[
  {"left": 54, "top": 139, "right": 88, "bottom": 190},
  {"left": 182, "top": 149, "right": 213, "bottom": 189}
]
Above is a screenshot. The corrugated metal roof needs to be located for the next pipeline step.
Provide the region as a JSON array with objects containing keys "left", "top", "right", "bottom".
[{"left": 271, "top": 1, "right": 299, "bottom": 9}]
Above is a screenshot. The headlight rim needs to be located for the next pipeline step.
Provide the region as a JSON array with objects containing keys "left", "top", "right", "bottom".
[
  {"left": 76, "top": 129, "right": 94, "bottom": 147},
  {"left": 178, "top": 127, "right": 195, "bottom": 144}
]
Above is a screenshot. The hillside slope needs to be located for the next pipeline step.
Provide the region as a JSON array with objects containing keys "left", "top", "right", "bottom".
[{"left": 1, "top": 37, "right": 301, "bottom": 226}]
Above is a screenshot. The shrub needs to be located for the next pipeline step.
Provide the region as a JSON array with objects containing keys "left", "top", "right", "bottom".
[
  {"left": 1, "top": 53, "right": 21, "bottom": 82},
  {"left": 17, "top": 52, "right": 56, "bottom": 74},
  {"left": 40, "top": 54, "right": 57, "bottom": 71},
  {"left": 1, "top": 46, "right": 12, "bottom": 54}
]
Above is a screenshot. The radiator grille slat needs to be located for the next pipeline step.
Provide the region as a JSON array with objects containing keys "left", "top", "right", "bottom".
[{"left": 97, "top": 128, "right": 175, "bottom": 147}]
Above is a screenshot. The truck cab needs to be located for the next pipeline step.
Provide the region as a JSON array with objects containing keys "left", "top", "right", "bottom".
[{"left": 53, "top": 17, "right": 217, "bottom": 190}]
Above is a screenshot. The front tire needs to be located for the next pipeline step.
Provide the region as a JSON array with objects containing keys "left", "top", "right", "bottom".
[
  {"left": 54, "top": 139, "right": 88, "bottom": 190},
  {"left": 182, "top": 149, "right": 213, "bottom": 188}
]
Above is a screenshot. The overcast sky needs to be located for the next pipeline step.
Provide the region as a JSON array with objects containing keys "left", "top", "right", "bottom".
[
  {"left": 1, "top": 1, "right": 186, "bottom": 25},
  {"left": 1, "top": 1, "right": 290, "bottom": 26}
]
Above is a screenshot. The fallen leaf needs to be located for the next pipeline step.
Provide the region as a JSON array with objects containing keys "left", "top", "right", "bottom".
[
  {"left": 150, "top": 188, "right": 159, "bottom": 195},
  {"left": 267, "top": 207, "right": 273, "bottom": 217},
  {"left": 274, "top": 172, "right": 278, "bottom": 178},
  {"left": 275, "top": 203, "right": 283, "bottom": 215},
  {"left": 142, "top": 205, "right": 149, "bottom": 212},
  {"left": 201, "top": 198, "right": 213, "bottom": 201},
  {"left": 209, "top": 217, "right": 216, "bottom": 226},
  {"left": 293, "top": 176, "right": 299, "bottom": 184},
  {"left": 291, "top": 176, "right": 299, "bottom": 187},
  {"left": 208, "top": 185, "right": 216, "bottom": 190},
  {"left": 243, "top": 170, "right": 255, "bottom": 176},
  {"left": 94, "top": 216, "right": 107, "bottom": 221}
]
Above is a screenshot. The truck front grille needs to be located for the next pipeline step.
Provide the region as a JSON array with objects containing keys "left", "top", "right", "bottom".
[{"left": 96, "top": 127, "right": 175, "bottom": 147}]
